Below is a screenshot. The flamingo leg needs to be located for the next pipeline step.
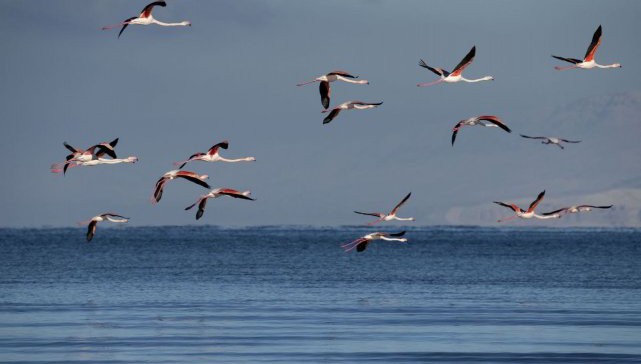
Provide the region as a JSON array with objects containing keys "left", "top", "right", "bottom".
[
  {"left": 554, "top": 65, "right": 579, "bottom": 71},
  {"left": 296, "top": 79, "right": 319, "bottom": 87},
  {"left": 417, "top": 79, "right": 444, "bottom": 87},
  {"left": 497, "top": 215, "right": 518, "bottom": 223},
  {"left": 101, "top": 21, "right": 130, "bottom": 30},
  {"left": 366, "top": 218, "right": 383, "bottom": 226}
]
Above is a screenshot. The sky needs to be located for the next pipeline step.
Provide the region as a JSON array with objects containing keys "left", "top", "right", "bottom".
[{"left": 1, "top": 0, "right": 641, "bottom": 227}]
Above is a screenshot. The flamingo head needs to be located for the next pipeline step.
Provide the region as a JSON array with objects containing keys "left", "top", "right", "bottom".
[
  {"left": 200, "top": 174, "right": 209, "bottom": 180},
  {"left": 613, "top": 63, "right": 622, "bottom": 68},
  {"left": 181, "top": 21, "right": 192, "bottom": 26},
  {"left": 484, "top": 76, "right": 495, "bottom": 81}
]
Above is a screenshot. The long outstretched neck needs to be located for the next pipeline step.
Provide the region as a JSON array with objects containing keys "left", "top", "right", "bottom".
[
  {"left": 218, "top": 157, "right": 255, "bottom": 163},
  {"left": 461, "top": 76, "right": 493, "bottom": 83},
  {"left": 380, "top": 237, "right": 406, "bottom": 242},
  {"left": 152, "top": 19, "right": 191, "bottom": 27},
  {"left": 533, "top": 213, "right": 560, "bottom": 220},
  {"left": 336, "top": 75, "right": 369, "bottom": 84},
  {"left": 393, "top": 217, "right": 414, "bottom": 221},
  {"left": 595, "top": 63, "right": 621, "bottom": 68}
]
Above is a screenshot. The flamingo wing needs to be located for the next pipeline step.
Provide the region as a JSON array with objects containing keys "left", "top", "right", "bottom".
[
  {"left": 354, "top": 211, "right": 384, "bottom": 218},
  {"left": 118, "top": 17, "right": 137, "bottom": 38},
  {"left": 86, "top": 220, "right": 98, "bottom": 242},
  {"left": 478, "top": 116, "right": 511, "bottom": 133},
  {"left": 153, "top": 178, "right": 167, "bottom": 203},
  {"left": 390, "top": 192, "right": 411, "bottom": 215},
  {"left": 494, "top": 201, "right": 522, "bottom": 213},
  {"left": 327, "top": 70, "right": 357, "bottom": 78},
  {"left": 419, "top": 59, "right": 447, "bottom": 77},
  {"left": 527, "top": 190, "right": 546, "bottom": 213},
  {"left": 584, "top": 25, "right": 602, "bottom": 62},
  {"left": 63, "top": 142, "right": 79, "bottom": 153},
  {"left": 388, "top": 231, "right": 406, "bottom": 237},
  {"left": 520, "top": 134, "right": 547, "bottom": 140},
  {"left": 323, "top": 108, "right": 341, "bottom": 124},
  {"left": 355, "top": 240, "right": 370, "bottom": 252},
  {"left": 177, "top": 174, "right": 211, "bottom": 189},
  {"left": 552, "top": 55, "right": 582, "bottom": 64},
  {"left": 542, "top": 208, "right": 568, "bottom": 216},
  {"left": 208, "top": 141, "right": 229, "bottom": 155},
  {"left": 140, "top": 1, "right": 167, "bottom": 18},
  {"left": 219, "top": 188, "right": 254, "bottom": 200},
  {"left": 196, "top": 198, "right": 207, "bottom": 220},
  {"left": 319, "top": 81, "right": 330, "bottom": 109},
  {"left": 450, "top": 46, "right": 476, "bottom": 77}
]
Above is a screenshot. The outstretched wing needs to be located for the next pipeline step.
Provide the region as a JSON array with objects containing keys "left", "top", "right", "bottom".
[
  {"left": 178, "top": 175, "right": 210, "bottom": 189},
  {"left": 63, "top": 142, "right": 79, "bottom": 153},
  {"left": 196, "top": 198, "right": 207, "bottom": 220},
  {"left": 319, "top": 81, "right": 330, "bottom": 110},
  {"left": 208, "top": 141, "right": 229, "bottom": 155},
  {"left": 451, "top": 121, "right": 465, "bottom": 146},
  {"left": 527, "top": 190, "right": 546, "bottom": 213},
  {"left": 118, "top": 17, "right": 137, "bottom": 38},
  {"left": 450, "top": 46, "right": 476, "bottom": 76},
  {"left": 86, "top": 220, "right": 97, "bottom": 242},
  {"left": 388, "top": 231, "right": 406, "bottom": 237},
  {"left": 140, "top": 1, "right": 167, "bottom": 18},
  {"left": 327, "top": 70, "right": 357, "bottom": 78},
  {"left": 390, "top": 192, "right": 411, "bottom": 215},
  {"left": 323, "top": 108, "right": 341, "bottom": 124},
  {"left": 419, "top": 59, "right": 447, "bottom": 77},
  {"left": 551, "top": 55, "right": 582, "bottom": 64},
  {"left": 494, "top": 201, "right": 521, "bottom": 213},
  {"left": 478, "top": 116, "right": 511, "bottom": 133},
  {"left": 219, "top": 188, "right": 255, "bottom": 200},
  {"left": 354, "top": 211, "right": 384, "bottom": 218},
  {"left": 520, "top": 134, "right": 546, "bottom": 140},
  {"left": 542, "top": 208, "right": 568, "bottom": 216},
  {"left": 355, "top": 240, "right": 370, "bottom": 252},
  {"left": 584, "top": 25, "right": 602, "bottom": 62}
]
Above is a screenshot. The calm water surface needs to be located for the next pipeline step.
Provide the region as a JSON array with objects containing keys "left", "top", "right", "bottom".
[{"left": 1, "top": 226, "right": 640, "bottom": 363}]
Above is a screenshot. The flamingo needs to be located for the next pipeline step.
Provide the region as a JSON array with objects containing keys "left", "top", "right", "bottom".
[
  {"left": 494, "top": 190, "right": 560, "bottom": 222},
  {"left": 58, "top": 138, "right": 119, "bottom": 174},
  {"left": 79, "top": 213, "right": 129, "bottom": 242},
  {"left": 175, "top": 140, "right": 256, "bottom": 169},
  {"left": 451, "top": 116, "right": 511, "bottom": 145},
  {"left": 296, "top": 70, "right": 369, "bottom": 109},
  {"left": 552, "top": 25, "right": 621, "bottom": 71},
  {"left": 520, "top": 135, "right": 581, "bottom": 149},
  {"left": 417, "top": 46, "right": 494, "bottom": 87},
  {"left": 152, "top": 170, "right": 210, "bottom": 203},
  {"left": 185, "top": 188, "right": 255, "bottom": 220},
  {"left": 321, "top": 101, "right": 382, "bottom": 125},
  {"left": 51, "top": 156, "right": 139, "bottom": 174},
  {"left": 354, "top": 192, "right": 415, "bottom": 225},
  {"left": 341, "top": 231, "right": 407, "bottom": 253},
  {"left": 102, "top": 1, "right": 191, "bottom": 39},
  {"left": 542, "top": 204, "right": 613, "bottom": 218}
]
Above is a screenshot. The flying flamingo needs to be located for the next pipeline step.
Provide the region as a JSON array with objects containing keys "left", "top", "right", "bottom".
[
  {"left": 341, "top": 231, "right": 407, "bottom": 253},
  {"left": 542, "top": 204, "right": 613, "bottom": 218},
  {"left": 494, "top": 190, "right": 560, "bottom": 222},
  {"left": 51, "top": 156, "right": 139, "bottom": 174},
  {"left": 152, "top": 170, "right": 210, "bottom": 203},
  {"left": 354, "top": 192, "right": 415, "bottom": 225},
  {"left": 552, "top": 25, "right": 621, "bottom": 71},
  {"left": 417, "top": 46, "right": 494, "bottom": 87},
  {"left": 296, "top": 70, "right": 370, "bottom": 109},
  {"left": 58, "top": 138, "right": 119, "bottom": 174},
  {"left": 321, "top": 101, "right": 382, "bottom": 124},
  {"left": 79, "top": 213, "right": 129, "bottom": 242},
  {"left": 451, "top": 115, "right": 511, "bottom": 145},
  {"left": 175, "top": 140, "right": 256, "bottom": 169},
  {"left": 102, "top": 1, "right": 191, "bottom": 39},
  {"left": 185, "top": 188, "right": 255, "bottom": 220},
  {"left": 520, "top": 135, "right": 581, "bottom": 149}
]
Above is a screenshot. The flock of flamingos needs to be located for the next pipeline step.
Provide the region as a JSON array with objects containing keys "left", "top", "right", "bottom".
[{"left": 51, "top": 2, "right": 617, "bottom": 251}]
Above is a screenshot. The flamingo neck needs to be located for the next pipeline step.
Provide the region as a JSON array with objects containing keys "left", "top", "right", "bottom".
[
  {"left": 152, "top": 19, "right": 191, "bottom": 27},
  {"left": 461, "top": 76, "right": 493, "bottom": 83}
]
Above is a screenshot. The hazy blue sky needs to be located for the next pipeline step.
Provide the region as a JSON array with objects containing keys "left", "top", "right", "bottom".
[{"left": 1, "top": 1, "right": 640, "bottom": 227}]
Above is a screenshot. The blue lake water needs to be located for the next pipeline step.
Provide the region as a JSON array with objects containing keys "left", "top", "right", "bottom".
[{"left": 1, "top": 226, "right": 640, "bottom": 363}]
